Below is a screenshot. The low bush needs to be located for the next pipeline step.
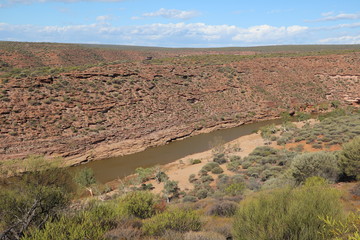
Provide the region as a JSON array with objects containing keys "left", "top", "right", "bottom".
[
  {"left": 23, "top": 201, "right": 121, "bottom": 240},
  {"left": 206, "top": 201, "right": 238, "bottom": 217},
  {"left": 213, "top": 153, "right": 227, "bottom": 164},
  {"left": 202, "top": 162, "right": 220, "bottom": 172},
  {"left": 211, "top": 166, "right": 224, "bottom": 174},
  {"left": 290, "top": 151, "right": 339, "bottom": 183},
  {"left": 189, "top": 174, "right": 197, "bottom": 183},
  {"left": 196, "top": 189, "right": 209, "bottom": 199},
  {"left": 183, "top": 195, "right": 198, "bottom": 203},
  {"left": 190, "top": 159, "right": 202, "bottom": 165},
  {"left": 142, "top": 208, "right": 201, "bottom": 236},
  {"left": 227, "top": 161, "right": 241, "bottom": 172},
  {"left": 233, "top": 179, "right": 343, "bottom": 240},
  {"left": 229, "top": 155, "right": 241, "bottom": 162},
  {"left": 338, "top": 136, "right": 360, "bottom": 179},
  {"left": 224, "top": 182, "right": 246, "bottom": 196},
  {"left": 121, "top": 191, "right": 158, "bottom": 219}
]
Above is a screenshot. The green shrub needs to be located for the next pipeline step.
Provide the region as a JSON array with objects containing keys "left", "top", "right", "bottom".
[
  {"left": 196, "top": 189, "right": 209, "bottom": 199},
  {"left": 142, "top": 208, "right": 201, "bottom": 236},
  {"left": 183, "top": 195, "right": 198, "bottom": 203},
  {"left": 229, "top": 155, "right": 241, "bottom": 162},
  {"left": 74, "top": 167, "right": 97, "bottom": 196},
  {"left": 211, "top": 166, "right": 224, "bottom": 174},
  {"left": 206, "top": 201, "right": 238, "bottom": 217},
  {"left": 202, "top": 162, "right": 220, "bottom": 172},
  {"left": 135, "top": 167, "right": 155, "bottom": 183},
  {"left": 23, "top": 201, "right": 120, "bottom": 240},
  {"left": 213, "top": 153, "right": 227, "bottom": 164},
  {"left": 121, "top": 191, "right": 158, "bottom": 219},
  {"left": 339, "top": 136, "right": 360, "bottom": 179},
  {"left": 163, "top": 180, "right": 180, "bottom": 199},
  {"left": 241, "top": 161, "right": 251, "bottom": 169},
  {"left": 190, "top": 159, "right": 202, "bottom": 165},
  {"left": 224, "top": 183, "right": 245, "bottom": 196},
  {"left": 290, "top": 151, "right": 339, "bottom": 183},
  {"left": 227, "top": 161, "right": 241, "bottom": 172},
  {"left": 200, "top": 175, "right": 214, "bottom": 183},
  {"left": 233, "top": 181, "right": 343, "bottom": 240},
  {"left": 189, "top": 174, "right": 197, "bottom": 183}
]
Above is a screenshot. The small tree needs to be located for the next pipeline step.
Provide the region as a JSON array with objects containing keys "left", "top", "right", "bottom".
[
  {"left": 163, "top": 180, "right": 179, "bottom": 202},
  {"left": 74, "top": 168, "right": 97, "bottom": 196},
  {"left": 339, "top": 136, "right": 360, "bottom": 180}
]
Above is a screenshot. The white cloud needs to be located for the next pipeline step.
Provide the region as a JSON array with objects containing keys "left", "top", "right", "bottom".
[
  {"left": 316, "top": 22, "right": 360, "bottom": 31},
  {"left": 232, "top": 25, "right": 308, "bottom": 42},
  {"left": 321, "top": 11, "right": 334, "bottom": 17},
  {"left": 96, "top": 15, "right": 113, "bottom": 22},
  {"left": 140, "top": 8, "right": 200, "bottom": 20},
  {"left": 309, "top": 12, "right": 360, "bottom": 22},
  {"left": 0, "top": 22, "right": 311, "bottom": 47},
  {"left": 319, "top": 35, "right": 360, "bottom": 44}
]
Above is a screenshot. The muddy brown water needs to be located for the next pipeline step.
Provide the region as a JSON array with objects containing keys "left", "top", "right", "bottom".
[{"left": 73, "top": 118, "right": 289, "bottom": 183}]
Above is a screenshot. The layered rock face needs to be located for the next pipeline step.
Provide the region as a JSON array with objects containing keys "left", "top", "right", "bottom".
[{"left": 1, "top": 50, "right": 359, "bottom": 165}]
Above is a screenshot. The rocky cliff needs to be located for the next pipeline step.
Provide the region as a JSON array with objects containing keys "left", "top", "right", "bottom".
[{"left": 1, "top": 43, "right": 359, "bottom": 165}]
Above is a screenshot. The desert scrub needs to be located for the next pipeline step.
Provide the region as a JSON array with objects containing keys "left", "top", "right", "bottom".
[
  {"left": 211, "top": 166, "right": 224, "bottom": 174},
  {"left": 338, "top": 136, "right": 360, "bottom": 179},
  {"left": 205, "top": 200, "right": 238, "bottom": 217},
  {"left": 227, "top": 161, "right": 241, "bottom": 172},
  {"left": 233, "top": 178, "right": 343, "bottom": 240},
  {"left": 290, "top": 151, "right": 339, "bottom": 183},
  {"left": 121, "top": 191, "right": 159, "bottom": 219},
  {"left": 190, "top": 159, "right": 202, "bottom": 165},
  {"left": 202, "top": 162, "right": 220, "bottom": 172},
  {"left": 213, "top": 153, "right": 227, "bottom": 164},
  {"left": 142, "top": 208, "right": 201, "bottom": 236},
  {"left": 224, "top": 182, "right": 246, "bottom": 196},
  {"left": 22, "top": 201, "right": 122, "bottom": 240}
]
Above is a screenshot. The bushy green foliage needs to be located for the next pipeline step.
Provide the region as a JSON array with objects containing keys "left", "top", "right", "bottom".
[
  {"left": 224, "top": 182, "right": 246, "bottom": 196},
  {"left": 0, "top": 157, "right": 73, "bottom": 240},
  {"left": 202, "top": 162, "right": 220, "bottom": 172},
  {"left": 206, "top": 201, "right": 238, "bottom": 217},
  {"left": 319, "top": 212, "right": 360, "bottom": 240},
  {"left": 183, "top": 195, "right": 198, "bottom": 203},
  {"left": 163, "top": 180, "right": 180, "bottom": 199},
  {"left": 155, "top": 171, "right": 169, "bottom": 183},
  {"left": 121, "top": 191, "right": 158, "bottom": 219},
  {"left": 259, "top": 124, "right": 278, "bottom": 141},
  {"left": 213, "top": 153, "right": 227, "bottom": 164},
  {"left": 22, "top": 201, "right": 120, "bottom": 240},
  {"left": 290, "top": 151, "right": 339, "bottom": 183},
  {"left": 74, "top": 167, "right": 97, "bottom": 195},
  {"left": 339, "top": 136, "right": 360, "bottom": 179},
  {"left": 190, "top": 159, "right": 202, "bottom": 165},
  {"left": 188, "top": 174, "right": 197, "bottom": 183},
  {"left": 135, "top": 167, "right": 155, "bottom": 183},
  {"left": 227, "top": 161, "right": 241, "bottom": 172},
  {"left": 233, "top": 179, "right": 343, "bottom": 240},
  {"left": 211, "top": 166, "right": 224, "bottom": 174},
  {"left": 0, "top": 185, "right": 69, "bottom": 240},
  {"left": 142, "top": 208, "right": 201, "bottom": 236}
]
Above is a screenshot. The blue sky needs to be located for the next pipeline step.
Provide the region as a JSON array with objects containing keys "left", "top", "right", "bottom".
[{"left": 1, "top": 0, "right": 360, "bottom": 47}]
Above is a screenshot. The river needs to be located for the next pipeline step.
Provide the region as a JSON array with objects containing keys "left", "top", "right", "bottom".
[{"left": 73, "top": 118, "right": 289, "bottom": 183}]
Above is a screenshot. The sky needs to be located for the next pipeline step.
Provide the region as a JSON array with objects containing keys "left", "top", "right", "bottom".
[{"left": 1, "top": 0, "right": 360, "bottom": 47}]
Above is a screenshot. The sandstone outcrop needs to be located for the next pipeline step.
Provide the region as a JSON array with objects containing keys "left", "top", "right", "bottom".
[{"left": 0, "top": 44, "right": 359, "bottom": 165}]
